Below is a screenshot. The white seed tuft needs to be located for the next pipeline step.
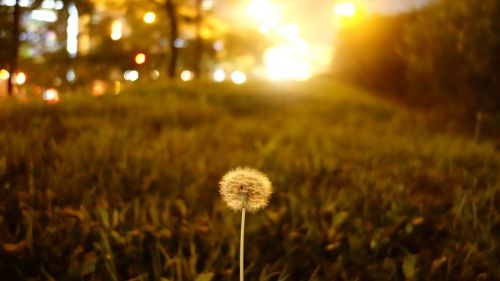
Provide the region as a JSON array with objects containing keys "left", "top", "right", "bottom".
[{"left": 219, "top": 167, "right": 273, "bottom": 212}]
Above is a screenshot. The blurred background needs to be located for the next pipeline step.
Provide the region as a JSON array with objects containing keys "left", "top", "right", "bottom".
[{"left": 2, "top": 0, "right": 497, "bottom": 115}]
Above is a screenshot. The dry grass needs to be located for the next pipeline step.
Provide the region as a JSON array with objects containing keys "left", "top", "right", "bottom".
[{"left": 0, "top": 79, "right": 498, "bottom": 280}]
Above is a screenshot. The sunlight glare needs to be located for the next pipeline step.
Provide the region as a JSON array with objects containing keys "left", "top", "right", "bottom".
[
  {"left": 259, "top": 24, "right": 271, "bottom": 34},
  {"left": 334, "top": 2, "right": 356, "bottom": 17},
  {"left": 277, "top": 24, "right": 300, "bottom": 39},
  {"left": 264, "top": 44, "right": 311, "bottom": 81},
  {"left": 202, "top": 0, "right": 214, "bottom": 11},
  {"left": 247, "top": 0, "right": 281, "bottom": 27}
]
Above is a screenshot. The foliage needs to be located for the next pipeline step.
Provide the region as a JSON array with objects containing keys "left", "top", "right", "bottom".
[
  {"left": 335, "top": 0, "right": 500, "bottom": 123},
  {"left": 400, "top": 0, "right": 500, "bottom": 112},
  {"left": 0, "top": 5, "right": 12, "bottom": 68},
  {"left": 0, "top": 80, "right": 499, "bottom": 280},
  {"left": 333, "top": 14, "right": 410, "bottom": 93}
]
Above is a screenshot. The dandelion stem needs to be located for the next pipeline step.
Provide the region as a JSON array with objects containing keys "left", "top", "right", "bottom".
[{"left": 240, "top": 207, "right": 246, "bottom": 281}]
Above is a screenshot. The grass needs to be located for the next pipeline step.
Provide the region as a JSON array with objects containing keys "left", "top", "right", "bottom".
[{"left": 0, "top": 78, "right": 499, "bottom": 280}]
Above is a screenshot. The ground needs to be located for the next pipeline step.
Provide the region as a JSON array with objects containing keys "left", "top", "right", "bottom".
[{"left": 0, "top": 79, "right": 498, "bottom": 280}]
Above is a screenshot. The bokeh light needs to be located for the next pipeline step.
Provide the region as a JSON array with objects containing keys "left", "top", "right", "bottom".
[
  {"left": 150, "top": 70, "right": 160, "bottom": 80},
  {"left": 202, "top": 0, "right": 214, "bottom": 11},
  {"left": 113, "top": 81, "right": 121, "bottom": 95},
  {"left": 92, "top": 80, "right": 107, "bottom": 96},
  {"left": 143, "top": 12, "right": 156, "bottom": 24},
  {"left": 66, "top": 69, "right": 76, "bottom": 82},
  {"left": 124, "top": 70, "right": 139, "bottom": 81},
  {"left": 42, "top": 88, "right": 59, "bottom": 104},
  {"left": 30, "top": 9, "right": 58, "bottom": 22},
  {"left": 180, "top": 70, "right": 194, "bottom": 81},
  {"left": 174, "top": 38, "right": 187, "bottom": 48},
  {"left": 111, "top": 19, "right": 122, "bottom": 41},
  {"left": 0, "top": 69, "right": 10, "bottom": 80},
  {"left": 14, "top": 72, "right": 27, "bottom": 85},
  {"left": 66, "top": 3, "right": 78, "bottom": 58},
  {"left": 213, "top": 40, "right": 224, "bottom": 52},
  {"left": 213, "top": 68, "right": 226, "bottom": 82},
  {"left": 135, "top": 53, "right": 147, "bottom": 65},
  {"left": 231, "top": 71, "right": 247, "bottom": 84}
]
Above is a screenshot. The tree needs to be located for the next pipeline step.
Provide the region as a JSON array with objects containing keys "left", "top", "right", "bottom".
[
  {"left": 84, "top": 0, "right": 180, "bottom": 79},
  {"left": 0, "top": 6, "right": 10, "bottom": 69},
  {"left": 0, "top": 0, "right": 96, "bottom": 93},
  {"left": 2, "top": 0, "right": 52, "bottom": 96},
  {"left": 401, "top": 0, "right": 500, "bottom": 111},
  {"left": 334, "top": 0, "right": 500, "bottom": 113},
  {"left": 7, "top": 0, "right": 21, "bottom": 96},
  {"left": 193, "top": 0, "right": 202, "bottom": 79},
  {"left": 333, "top": 14, "right": 410, "bottom": 93},
  {"left": 164, "top": 0, "right": 179, "bottom": 79}
]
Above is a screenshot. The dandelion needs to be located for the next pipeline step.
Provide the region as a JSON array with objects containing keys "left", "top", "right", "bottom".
[
  {"left": 219, "top": 167, "right": 273, "bottom": 281},
  {"left": 220, "top": 167, "right": 272, "bottom": 212}
]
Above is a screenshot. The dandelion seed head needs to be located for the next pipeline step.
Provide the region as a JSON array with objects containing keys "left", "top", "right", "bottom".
[{"left": 219, "top": 167, "right": 272, "bottom": 212}]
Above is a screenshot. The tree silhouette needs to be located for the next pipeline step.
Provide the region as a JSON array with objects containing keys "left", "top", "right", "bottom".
[{"left": 7, "top": 0, "right": 20, "bottom": 96}]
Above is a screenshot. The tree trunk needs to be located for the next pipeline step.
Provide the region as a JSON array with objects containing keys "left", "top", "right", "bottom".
[
  {"left": 194, "top": 0, "right": 202, "bottom": 80},
  {"left": 7, "top": 0, "right": 21, "bottom": 96},
  {"left": 165, "top": 0, "right": 178, "bottom": 79}
]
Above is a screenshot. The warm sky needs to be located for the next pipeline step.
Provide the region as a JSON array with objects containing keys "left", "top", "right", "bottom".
[
  {"left": 286, "top": 0, "right": 432, "bottom": 45},
  {"left": 366, "top": 0, "right": 431, "bottom": 14}
]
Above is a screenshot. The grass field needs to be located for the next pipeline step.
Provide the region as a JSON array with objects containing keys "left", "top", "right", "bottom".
[{"left": 0, "top": 79, "right": 499, "bottom": 280}]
